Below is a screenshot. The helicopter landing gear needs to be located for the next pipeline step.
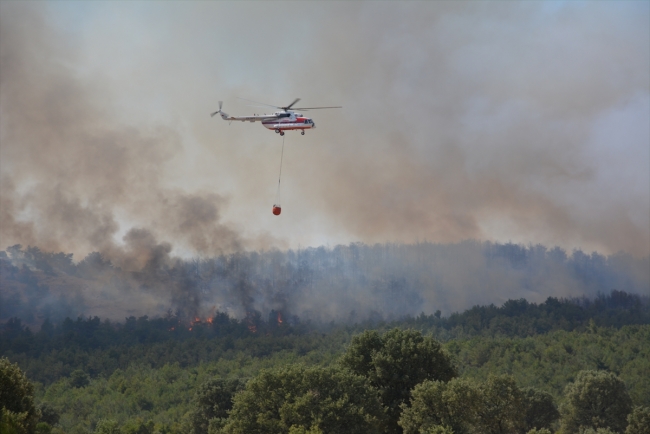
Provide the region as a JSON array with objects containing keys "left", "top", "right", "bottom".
[
  {"left": 280, "top": 131, "right": 285, "bottom": 136},
  {"left": 301, "top": 131, "right": 305, "bottom": 135}
]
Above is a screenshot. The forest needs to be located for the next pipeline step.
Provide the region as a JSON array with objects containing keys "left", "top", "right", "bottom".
[
  {"left": 1, "top": 242, "right": 649, "bottom": 433},
  {"left": 2, "top": 241, "right": 649, "bottom": 326},
  {"left": 1, "top": 290, "right": 649, "bottom": 434}
]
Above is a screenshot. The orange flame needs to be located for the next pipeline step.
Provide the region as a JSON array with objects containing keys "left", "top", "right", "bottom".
[
  {"left": 245, "top": 311, "right": 258, "bottom": 333},
  {"left": 277, "top": 312, "right": 283, "bottom": 324}
]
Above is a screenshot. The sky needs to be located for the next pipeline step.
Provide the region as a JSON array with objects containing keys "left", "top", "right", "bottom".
[{"left": 1, "top": 1, "right": 649, "bottom": 262}]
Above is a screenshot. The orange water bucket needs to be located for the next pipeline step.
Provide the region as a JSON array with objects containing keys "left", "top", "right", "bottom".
[{"left": 272, "top": 206, "right": 281, "bottom": 216}]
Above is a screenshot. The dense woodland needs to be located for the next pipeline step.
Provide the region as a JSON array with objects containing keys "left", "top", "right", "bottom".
[
  {"left": 1, "top": 243, "right": 649, "bottom": 433},
  {"left": 1, "top": 290, "right": 650, "bottom": 434}
]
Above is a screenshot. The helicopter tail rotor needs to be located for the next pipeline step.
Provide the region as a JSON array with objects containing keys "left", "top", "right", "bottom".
[{"left": 210, "top": 101, "right": 224, "bottom": 117}]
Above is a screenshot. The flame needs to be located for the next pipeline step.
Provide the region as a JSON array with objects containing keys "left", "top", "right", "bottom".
[
  {"left": 277, "top": 312, "right": 283, "bottom": 324},
  {"left": 245, "top": 311, "right": 258, "bottom": 333},
  {"left": 206, "top": 317, "right": 213, "bottom": 324}
]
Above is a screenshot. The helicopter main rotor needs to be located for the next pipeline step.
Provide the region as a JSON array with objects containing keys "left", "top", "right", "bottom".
[{"left": 237, "top": 97, "right": 341, "bottom": 112}]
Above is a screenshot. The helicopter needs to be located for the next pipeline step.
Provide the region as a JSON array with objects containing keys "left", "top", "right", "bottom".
[{"left": 210, "top": 98, "right": 341, "bottom": 136}]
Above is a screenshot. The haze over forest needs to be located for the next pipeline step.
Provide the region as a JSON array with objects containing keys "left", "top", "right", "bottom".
[
  {"left": 1, "top": 1, "right": 649, "bottom": 324},
  {"left": 2, "top": 242, "right": 649, "bottom": 325}
]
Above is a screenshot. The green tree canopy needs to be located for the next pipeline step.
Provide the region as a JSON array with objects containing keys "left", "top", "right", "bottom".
[
  {"left": 94, "top": 419, "right": 120, "bottom": 434},
  {"left": 220, "top": 365, "right": 386, "bottom": 434},
  {"left": 37, "top": 403, "right": 60, "bottom": 427},
  {"left": 340, "top": 328, "right": 457, "bottom": 433},
  {"left": 625, "top": 406, "right": 650, "bottom": 434},
  {"left": 399, "top": 377, "right": 481, "bottom": 434},
  {"left": 189, "top": 378, "right": 245, "bottom": 434},
  {"left": 120, "top": 418, "right": 154, "bottom": 434},
  {"left": 577, "top": 428, "right": 616, "bottom": 434},
  {"left": 474, "top": 375, "right": 525, "bottom": 434},
  {"left": 400, "top": 375, "right": 559, "bottom": 434},
  {"left": 521, "top": 387, "right": 560, "bottom": 433},
  {"left": 560, "top": 370, "right": 632, "bottom": 434},
  {"left": 69, "top": 369, "right": 90, "bottom": 388},
  {"left": 526, "top": 429, "right": 552, "bottom": 434},
  {"left": 0, "top": 357, "right": 40, "bottom": 434}
]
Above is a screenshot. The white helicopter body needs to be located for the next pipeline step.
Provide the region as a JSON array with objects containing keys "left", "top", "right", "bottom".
[{"left": 211, "top": 98, "right": 339, "bottom": 136}]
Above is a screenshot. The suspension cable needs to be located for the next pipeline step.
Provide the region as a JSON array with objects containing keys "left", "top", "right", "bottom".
[{"left": 275, "top": 135, "right": 285, "bottom": 206}]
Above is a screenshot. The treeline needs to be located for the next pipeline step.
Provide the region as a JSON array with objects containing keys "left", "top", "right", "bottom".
[
  {"left": 394, "top": 290, "right": 650, "bottom": 338},
  {"left": 2, "top": 328, "right": 649, "bottom": 434},
  {"left": 0, "top": 317, "right": 329, "bottom": 386},
  {"left": 2, "top": 295, "right": 649, "bottom": 433},
  {"left": 2, "top": 241, "right": 649, "bottom": 324},
  {"left": 1, "top": 290, "right": 649, "bottom": 386}
]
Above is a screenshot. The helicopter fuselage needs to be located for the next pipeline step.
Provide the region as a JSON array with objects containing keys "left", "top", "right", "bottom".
[
  {"left": 212, "top": 99, "right": 339, "bottom": 136},
  {"left": 261, "top": 112, "right": 315, "bottom": 133},
  {"left": 218, "top": 110, "right": 315, "bottom": 135}
]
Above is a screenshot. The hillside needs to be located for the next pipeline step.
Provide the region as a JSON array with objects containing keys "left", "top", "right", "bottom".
[{"left": 1, "top": 291, "right": 649, "bottom": 433}]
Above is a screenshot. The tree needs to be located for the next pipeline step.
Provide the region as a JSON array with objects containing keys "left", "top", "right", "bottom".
[
  {"left": 287, "top": 427, "right": 323, "bottom": 434},
  {"left": 625, "top": 407, "right": 650, "bottom": 434},
  {"left": 0, "top": 357, "right": 40, "bottom": 434},
  {"left": 424, "top": 427, "right": 454, "bottom": 434},
  {"left": 399, "top": 377, "right": 481, "bottom": 434},
  {"left": 38, "top": 403, "right": 60, "bottom": 427},
  {"left": 340, "top": 328, "right": 457, "bottom": 433},
  {"left": 577, "top": 429, "right": 616, "bottom": 434},
  {"left": 189, "top": 378, "right": 245, "bottom": 434},
  {"left": 221, "top": 365, "right": 386, "bottom": 434},
  {"left": 94, "top": 419, "right": 120, "bottom": 434},
  {"left": 521, "top": 387, "right": 559, "bottom": 433},
  {"left": 121, "top": 419, "right": 154, "bottom": 434},
  {"left": 35, "top": 421, "right": 53, "bottom": 434},
  {"left": 400, "top": 375, "right": 555, "bottom": 434},
  {"left": 474, "top": 375, "right": 525, "bottom": 434},
  {"left": 1, "top": 409, "right": 28, "bottom": 434},
  {"left": 69, "top": 369, "right": 90, "bottom": 388},
  {"left": 560, "top": 370, "right": 632, "bottom": 434}
]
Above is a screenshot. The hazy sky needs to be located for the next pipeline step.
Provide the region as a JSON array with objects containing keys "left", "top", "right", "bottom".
[{"left": 1, "top": 1, "right": 649, "bottom": 259}]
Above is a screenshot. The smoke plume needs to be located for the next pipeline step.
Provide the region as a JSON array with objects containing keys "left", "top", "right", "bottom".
[
  {"left": 1, "top": 242, "right": 648, "bottom": 325},
  {"left": 1, "top": 2, "right": 648, "bottom": 323}
]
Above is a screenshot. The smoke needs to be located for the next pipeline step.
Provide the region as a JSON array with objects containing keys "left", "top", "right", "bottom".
[
  {"left": 2, "top": 2, "right": 648, "bottom": 256},
  {"left": 0, "top": 2, "right": 648, "bottom": 323},
  {"left": 287, "top": 2, "right": 650, "bottom": 256},
  {"left": 0, "top": 2, "right": 251, "bottom": 263},
  {"left": 1, "top": 242, "right": 648, "bottom": 325}
]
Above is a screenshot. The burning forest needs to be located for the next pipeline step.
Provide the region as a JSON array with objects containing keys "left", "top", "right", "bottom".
[{"left": 1, "top": 241, "right": 648, "bottom": 328}]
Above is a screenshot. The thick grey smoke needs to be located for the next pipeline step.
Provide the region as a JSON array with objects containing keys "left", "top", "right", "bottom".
[
  {"left": 1, "top": 242, "right": 648, "bottom": 324},
  {"left": 2, "top": 2, "right": 648, "bottom": 257},
  {"left": 0, "top": 2, "right": 648, "bottom": 323},
  {"left": 0, "top": 3, "right": 250, "bottom": 262}
]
